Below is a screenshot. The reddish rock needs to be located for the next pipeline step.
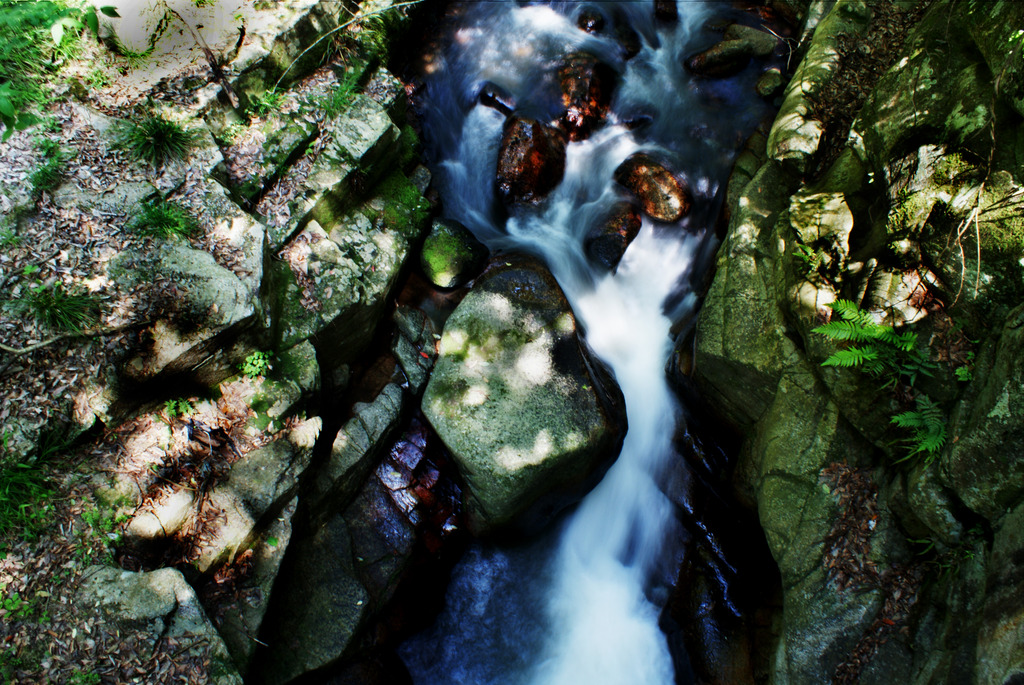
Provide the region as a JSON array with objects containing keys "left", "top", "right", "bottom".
[
  {"left": 577, "top": 7, "right": 605, "bottom": 33},
  {"left": 614, "top": 152, "right": 692, "bottom": 222},
  {"left": 496, "top": 116, "right": 567, "bottom": 204},
  {"left": 655, "top": 0, "right": 678, "bottom": 22},
  {"left": 557, "top": 53, "right": 617, "bottom": 142},
  {"left": 584, "top": 202, "right": 643, "bottom": 270}
]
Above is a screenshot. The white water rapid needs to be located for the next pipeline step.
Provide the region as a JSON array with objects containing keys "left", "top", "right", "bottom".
[{"left": 400, "top": 2, "right": 774, "bottom": 683}]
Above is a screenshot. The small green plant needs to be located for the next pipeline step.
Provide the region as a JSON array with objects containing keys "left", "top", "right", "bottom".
[
  {"left": 247, "top": 89, "right": 286, "bottom": 118},
  {"left": 110, "top": 36, "right": 153, "bottom": 68},
  {"left": 813, "top": 300, "right": 947, "bottom": 463},
  {"left": 891, "top": 395, "right": 947, "bottom": 464},
  {"left": 0, "top": 228, "right": 19, "bottom": 248},
  {"left": 314, "top": 68, "right": 361, "bottom": 118},
  {"left": 68, "top": 671, "right": 101, "bottom": 685},
  {"left": 0, "top": 434, "right": 54, "bottom": 540},
  {"left": 1, "top": 590, "right": 32, "bottom": 620},
  {"left": 240, "top": 350, "right": 272, "bottom": 378},
  {"left": 19, "top": 281, "right": 100, "bottom": 332},
  {"left": 114, "top": 114, "right": 197, "bottom": 166},
  {"left": 793, "top": 242, "right": 826, "bottom": 276},
  {"left": 813, "top": 300, "right": 937, "bottom": 388},
  {"left": 84, "top": 66, "right": 111, "bottom": 89},
  {"left": 164, "top": 398, "right": 193, "bottom": 418},
  {"left": 131, "top": 200, "right": 198, "bottom": 238}
]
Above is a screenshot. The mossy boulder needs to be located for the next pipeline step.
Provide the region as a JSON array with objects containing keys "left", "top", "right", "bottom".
[
  {"left": 422, "top": 255, "right": 625, "bottom": 533},
  {"left": 419, "top": 218, "right": 489, "bottom": 289}
]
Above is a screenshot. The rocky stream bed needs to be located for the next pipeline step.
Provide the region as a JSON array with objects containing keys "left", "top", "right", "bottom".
[{"left": 0, "top": 1, "right": 1023, "bottom": 684}]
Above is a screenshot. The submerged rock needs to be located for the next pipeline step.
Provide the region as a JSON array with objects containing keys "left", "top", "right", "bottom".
[
  {"left": 419, "top": 218, "right": 489, "bottom": 289},
  {"left": 422, "top": 255, "right": 625, "bottom": 533},
  {"left": 557, "top": 52, "right": 617, "bottom": 142},
  {"left": 686, "top": 25, "right": 777, "bottom": 78},
  {"left": 576, "top": 7, "right": 605, "bottom": 34},
  {"left": 584, "top": 202, "right": 643, "bottom": 270},
  {"left": 614, "top": 152, "right": 692, "bottom": 222},
  {"left": 495, "top": 117, "right": 567, "bottom": 205}
]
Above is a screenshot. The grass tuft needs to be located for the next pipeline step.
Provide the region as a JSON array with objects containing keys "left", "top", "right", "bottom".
[
  {"left": 22, "top": 282, "right": 100, "bottom": 332},
  {"left": 115, "top": 115, "right": 196, "bottom": 166},
  {"left": 131, "top": 200, "right": 198, "bottom": 238}
]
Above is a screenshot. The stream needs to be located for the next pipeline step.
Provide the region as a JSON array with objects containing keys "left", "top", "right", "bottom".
[{"left": 399, "top": 2, "right": 775, "bottom": 682}]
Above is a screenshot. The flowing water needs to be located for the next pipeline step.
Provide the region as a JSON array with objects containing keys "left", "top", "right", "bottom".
[{"left": 400, "top": 2, "right": 774, "bottom": 682}]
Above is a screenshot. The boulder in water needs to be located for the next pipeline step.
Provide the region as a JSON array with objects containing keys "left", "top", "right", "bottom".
[
  {"left": 420, "top": 218, "right": 489, "bottom": 289},
  {"left": 557, "top": 53, "right": 617, "bottom": 142},
  {"left": 422, "top": 255, "right": 625, "bottom": 533},
  {"left": 584, "top": 202, "right": 643, "bottom": 270},
  {"left": 685, "top": 25, "right": 778, "bottom": 78},
  {"left": 496, "top": 117, "right": 567, "bottom": 205},
  {"left": 577, "top": 7, "right": 605, "bottom": 34},
  {"left": 478, "top": 82, "right": 516, "bottom": 117},
  {"left": 614, "top": 152, "right": 692, "bottom": 222}
]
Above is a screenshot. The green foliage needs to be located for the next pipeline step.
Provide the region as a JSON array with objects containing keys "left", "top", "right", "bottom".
[
  {"left": 813, "top": 300, "right": 947, "bottom": 463},
  {"left": 314, "top": 68, "right": 361, "bottom": 119},
  {"left": 0, "top": 451, "right": 54, "bottom": 540},
  {"left": 814, "top": 299, "right": 936, "bottom": 387},
  {"left": 793, "top": 242, "right": 826, "bottom": 276},
  {"left": 18, "top": 281, "right": 100, "bottom": 332},
  {"left": 0, "top": 1, "right": 119, "bottom": 138},
  {"left": 110, "top": 36, "right": 152, "bottom": 68},
  {"left": 114, "top": 114, "right": 197, "bottom": 166},
  {"left": 240, "top": 350, "right": 271, "bottom": 378},
  {"left": 131, "top": 200, "right": 198, "bottom": 239},
  {"left": 68, "top": 672, "right": 101, "bottom": 685},
  {"left": 28, "top": 137, "right": 65, "bottom": 197},
  {"left": 891, "top": 396, "right": 947, "bottom": 464},
  {"left": 164, "top": 398, "right": 193, "bottom": 418},
  {"left": 247, "top": 89, "right": 286, "bottom": 118},
  {"left": 1, "top": 589, "right": 33, "bottom": 619}
]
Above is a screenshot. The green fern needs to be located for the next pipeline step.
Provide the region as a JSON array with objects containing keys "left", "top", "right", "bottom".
[
  {"left": 892, "top": 396, "right": 947, "bottom": 464},
  {"left": 813, "top": 300, "right": 937, "bottom": 385}
]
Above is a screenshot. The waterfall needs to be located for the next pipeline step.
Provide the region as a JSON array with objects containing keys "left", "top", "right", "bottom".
[{"left": 400, "top": 2, "right": 773, "bottom": 682}]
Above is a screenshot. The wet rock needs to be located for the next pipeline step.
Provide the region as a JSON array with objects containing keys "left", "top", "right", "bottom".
[
  {"left": 422, "top": 255, "right": 625, "bottom": 533},
  {"left": 252, "top": 513, "right": 369, "bottom": 685},
  {"left": 557, "top": 52, "right": 617, "bottom": 142},
  {"left": 79, "top": 566, "right": 241, "bottom": 684},
  {"left": 576, "top": 7, "right": 605, "bottom": 34},
  {"left": 312, "top": 383, "right": 406, "bottom": 518},
  {"left": 613, "top": 152, "right": 692, "bottom": 222},
  {"left": 654, "top": 0, "right": 678, "bottom": 23},
  {"left": 495, "top": 117, "right": 567, "bottom": 205},
  {"left": 419, "top": 218, "right": 489, "bottom": 289},
  {"left": 392, "top": 307, "right": 438, "bottom": 395},
  {"left": 478, "top": 82, "right": 516, "bottom": 117},
  {"left": 686, "top": 26, "right": 777, "bottom": 78},
  {"left": 584, "top": 202, "right": 643, "bottom": 270},
  {"left": 756, "top": 67, "right": 785, "bottom": 99},
  {"left": 615, "top": 21, "right": 642, "bottom": 60},
  {"left": 977, "top": 501, "right": 1024, "bottom": 682}
]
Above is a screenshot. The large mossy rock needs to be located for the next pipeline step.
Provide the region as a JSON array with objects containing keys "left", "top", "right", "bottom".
[
  {"left": 422, "top": 256, "right": 625, "bottom": 533},
  {"left": 690, "top": 1, "right": 1024, "bottom": 682}
]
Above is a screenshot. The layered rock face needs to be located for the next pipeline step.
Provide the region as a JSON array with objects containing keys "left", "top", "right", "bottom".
[{"left": 685, "top": 1, "right": 1024, "bottom": 682}]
